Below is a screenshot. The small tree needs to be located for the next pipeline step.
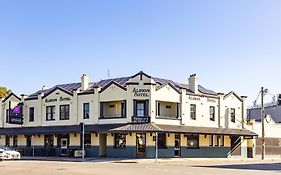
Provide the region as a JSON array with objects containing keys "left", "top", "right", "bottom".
[{"left": 0, "top": 86, "right": 11, "bottom": 99}]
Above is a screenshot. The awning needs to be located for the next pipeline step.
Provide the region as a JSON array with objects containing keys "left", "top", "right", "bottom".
[
  {"left": 0, "top": 124, "right": 125, "bottom": 135},
  {"left": 110, "top": 123, "right": 258, "bottom": 137}
]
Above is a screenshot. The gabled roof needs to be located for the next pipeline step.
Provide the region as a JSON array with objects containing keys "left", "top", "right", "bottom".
[
  {"left": 224, "top": 91, "right": 243, "bottom": 102},
  {"left": 42, "top": 86, "right": 74, "bottom": 99},
  {"left": 248, "top": 105, "right": 281, "bottom": 123},
  {"left": 99, "top": 81, "right": 127, "bottom": 93},
  {"left": 155, "top": 82, "right": 181, "bottom": 94},
  {"left": 3, "top": 92, "right": 21, "bottom": 102}
]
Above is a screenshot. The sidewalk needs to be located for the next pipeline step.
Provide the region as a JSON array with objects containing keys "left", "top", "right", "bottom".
[{"left": 21, "top": 156, "right": 281, "bottom": 163}]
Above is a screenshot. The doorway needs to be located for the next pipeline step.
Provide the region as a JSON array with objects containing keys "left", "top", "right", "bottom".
[
  {"left": 99, "top": 133, "right": 107, "bottom": 157},
  {"left": 136, "top": 133, "right": 146, "bottom": 158},
  {"left": 60, "top": 138, "right": 68, "bottom": 156},
  {"left": 231, "top": 136, "right": 241, "bottom": 156},
  {"left": 174, "top": 133, "right": 181, "bottom": 157}
]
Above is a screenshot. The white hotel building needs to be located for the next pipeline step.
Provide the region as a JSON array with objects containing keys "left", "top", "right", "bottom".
[{"left": 0, "top": 71, "right": 256, "bottom": 158}]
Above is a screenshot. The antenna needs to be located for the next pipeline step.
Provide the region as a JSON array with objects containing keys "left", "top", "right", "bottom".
[{"left": 107, "top": 68, "right": 111, "bottom": 79}]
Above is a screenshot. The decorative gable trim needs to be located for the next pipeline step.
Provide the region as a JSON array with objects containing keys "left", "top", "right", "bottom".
[
  {"left": 3, "top": 92, "right": 21, "bottom": 102},
  {"left": 99, "top": 81, "right": 127, "bottom": 93},
  {"left": 42, "top": 86, "right": 73, "bottom": 99},
  {"left": 224, "top": 91, "right": 243, "bottom": 102}
]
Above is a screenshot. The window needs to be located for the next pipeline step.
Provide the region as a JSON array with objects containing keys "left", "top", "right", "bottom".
[
  {"left": 46, "top": 106, "right": 55, "bottom": 121},
  {"left": 6, "top": 109, "right": 9, "bottom": 123},
  {"left": 190, "top": 104, "right": 196, "bottom": 120},
  {"left": 26, "top": 135, "right": 32, "bottom": 147},
  {"left": 209, "top": 135, "right": 213, "bottom": 146},
  {"left": 121, "top": 102, "right": 126, "bottom": 117},
  {"left": 29, "top": 107, "right": 34, "bottom": 122},
  {"left": 137, "top": 101, "right": 145, "bottom": 117},
  {"left": 220, "top": 135, "right": 224, "bottom": 146},
  {"left": 210, "top": 106, "right": 215, "bottom": 121},
  {"left": 157, "top": 133, "right": 166, "bottom": 149},
  {"left": 214, "top": 135, "right": 219, "bottom": 146},
  {"left": 13, "top": 135, "right": 18, "bottom": 147},
  {"left": 60, "top": 105, "right": 70, "bottom": 120},
  {"left": 84, "top": 133, "right": 91, "bottom": 147},
  {"left": 83, "top": 103, "right": 90, "bottom": 119},
  {"left": 5, "top": 135, "right": 10, "bottom": 147},
  {"left": 230, "top": 108, "right": 235, "bottom": 123},
  {"left": 187, "top": 134, "right": 199, "bottom": 148},
  {"left": 44, "top": 135, "right": 54, "bottom": 147},
  {"left": 114, "top": 133, "right": 126, "bottom": 148}
]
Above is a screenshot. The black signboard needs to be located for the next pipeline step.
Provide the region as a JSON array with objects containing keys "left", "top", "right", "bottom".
[
  {"left": 9, "top": 116, "right": 23, "bottom": 125},
  {"left": 131, "top": 116, "right": 150, "bottom": 123}
]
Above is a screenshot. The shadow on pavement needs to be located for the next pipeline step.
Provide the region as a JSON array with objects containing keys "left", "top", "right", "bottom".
[{"left": 195, "top": 163, "right": 281, "bottom": 172}]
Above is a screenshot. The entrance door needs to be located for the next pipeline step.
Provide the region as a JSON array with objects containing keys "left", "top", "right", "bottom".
[
  {"left": 60, "top": 138, "right": 68, "bottom": 156},
  {"left": 174, "top": 133, "right": 181, "bottom": 157},
  {"left": 136, "top": 133, "right": 146, "bottom": 158},
  {"left": 231, "top": 136, "right": 241, "bottom": 156}
]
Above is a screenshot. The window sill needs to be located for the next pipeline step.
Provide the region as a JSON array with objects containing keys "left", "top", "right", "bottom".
[
  {"left": 46, "top": 119, "right": 55, "bottom": 121},
  {"left": 60, "top": 119, "right": 70, "bottom": 120},
  {"left": 99, "top": 117, "right": 126, "bottom": 119}
]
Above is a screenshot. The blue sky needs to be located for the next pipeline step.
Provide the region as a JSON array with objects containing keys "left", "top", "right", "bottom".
[{"left": 1, "top": 0, "right": 281, "bottom": 104}]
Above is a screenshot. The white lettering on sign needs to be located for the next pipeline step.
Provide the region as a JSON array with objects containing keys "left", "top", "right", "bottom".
[
  {"left": 133, "top": 88, "right": 150, "bottom": 97},
  {"left": 189, "top": 96, "right": 201, "bottom": 101},
  {"left": 45, "top": 97, "right": 71, "bottom": 103}
]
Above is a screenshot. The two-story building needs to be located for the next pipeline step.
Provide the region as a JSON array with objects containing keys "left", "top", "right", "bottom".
[{"left": 0, "top": 71, "right": 256, "bottom": 158}]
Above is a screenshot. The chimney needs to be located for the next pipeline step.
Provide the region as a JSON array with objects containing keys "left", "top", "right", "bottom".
[
  {"left": 277, "top": 94, "right": 281, "bottom": 106},
  {"left": 188, "top": 74, "right": 198, "bottom": 94},
  {"left": 81, "top": 74, "right": 89, "bottom": 91}
]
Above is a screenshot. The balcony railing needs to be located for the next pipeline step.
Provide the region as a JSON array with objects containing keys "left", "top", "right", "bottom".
[
  {"left": 131, "top": 116, "right": 150, "bottom": 123},
  {"left": 99, "top": 114, "right": 126, "bottom": 119}
]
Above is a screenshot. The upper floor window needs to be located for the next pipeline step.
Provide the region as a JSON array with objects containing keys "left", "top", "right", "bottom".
[
  {"left": 6, "top": 109, "right": 9, "bottom": 123},
  {"left": 137, "top": 101, "right": 145, "bottom": 117},
  {"left": 46, "top": 106, "right": 55, "bottom": 121},
  {"left": 60, "top": 105, "right": 70, "bottom": 120},
  {"left": 230, "top": 108, "right": 235, "bottom": 123},
  {"left": 209, "top": 106, "right": 215, "bottom": 121},
  {"left": 190, "top": 104, "right": 196, "bottom": 120},
  {"left": 29, "top": 107, "right": 34, "bottom": 122},
  {"left": 83, "top": 103, "right": 90, "bottom": 119}
]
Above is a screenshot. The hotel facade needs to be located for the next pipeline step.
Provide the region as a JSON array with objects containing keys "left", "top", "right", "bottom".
[{"left": 0, "top": 71, "right": 256, "bottom": 158}]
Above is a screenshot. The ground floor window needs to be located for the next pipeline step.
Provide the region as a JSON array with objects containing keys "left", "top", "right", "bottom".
[
  {"left": 220, "top": 135, "right": 224, "bottom": 146},
  {"left": 114, "top": 133, "right": 126, "bottom": 148},
  {"left": 187, "top": 134, "right": 199, "bottom": 148},
  {"left": 5, "top": 135, "right": 10, "bottom": 147},
  {"left": 26, "top": 135, "right": 32, "bottom": 147},
  {"left": 44, "top": 134, "right": 54, "bottom": 147},
  {"left": 209, "top": 135, "right": 213, "bottom": 146},
  {"left": 13, "top": 135, "right": 18, "bottom": 147},
  {"left": 157, "top": 133, "right": 167, "bottom": 149}
]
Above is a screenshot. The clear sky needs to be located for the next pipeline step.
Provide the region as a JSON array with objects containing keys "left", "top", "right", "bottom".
[{"left": 1, "top": 0, "right": 281, "bottom": 104}]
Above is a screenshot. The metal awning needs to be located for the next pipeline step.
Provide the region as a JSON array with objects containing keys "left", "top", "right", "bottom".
[{"left": 110, "top": 123, "right": 258, "bottom": 136}]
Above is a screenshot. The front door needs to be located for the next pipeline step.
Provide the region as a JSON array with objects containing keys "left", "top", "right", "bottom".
[
  {"left": 60, "top": 138, "right": 68, "bottom": 156},
  {"left": 174, "top": 133, "right": 181, "bottom": 157},
  {"left": 136, "top": 133, "right": 146, "bottom": 158}
]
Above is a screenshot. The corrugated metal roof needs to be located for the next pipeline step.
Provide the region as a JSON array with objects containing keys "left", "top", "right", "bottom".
[{"left": 248, "top": 106, "right": 281, "bottom": 123}]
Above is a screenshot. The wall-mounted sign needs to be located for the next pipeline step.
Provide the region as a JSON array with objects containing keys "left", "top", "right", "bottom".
[
  {"left": 207, "top": 98, "right": 216, "bottom": 103},
  {"left": 189, "top": 96, "right": 201, "bottom": 101},
  {"left": 8, "top": 102, "right": 23, "bottom": 125},
  {"left": 133, "top": 88, "right": 150, "bottom": 97},
  {"left": 45, "top": 97, "right": 71, "bottom": 103}
]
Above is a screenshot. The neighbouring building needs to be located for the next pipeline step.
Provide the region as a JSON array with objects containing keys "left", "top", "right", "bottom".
[
  {"left": 0, "top": 71, "right": 256, "bottom": 158},
  {"left": 247, "top": 97, "right": 281, "bottom": 158}
]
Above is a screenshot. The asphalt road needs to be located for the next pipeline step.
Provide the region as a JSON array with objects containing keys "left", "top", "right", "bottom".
[{"left": 1, "top": 159, "right": 281, "bottom": 175}]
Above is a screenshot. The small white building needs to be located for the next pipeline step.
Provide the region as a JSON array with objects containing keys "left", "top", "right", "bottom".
[{"left": 0, "top": 71, "right": 256, "bottom": 158}]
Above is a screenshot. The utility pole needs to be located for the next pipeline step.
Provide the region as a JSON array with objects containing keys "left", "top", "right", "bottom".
[
  {"left": 261, "top": 87, "right": 265, "bottom": 160},
  {"left": 155, "top": 132, "right": 158, "bottom": 163}
]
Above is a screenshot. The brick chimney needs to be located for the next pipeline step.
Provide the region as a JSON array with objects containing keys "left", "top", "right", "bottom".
[
  {"left": 81, "top": 74, "right": 89, "bottom": 91},
  {"left": 188, "top": 74, "right": 198, "bottom": 94}
]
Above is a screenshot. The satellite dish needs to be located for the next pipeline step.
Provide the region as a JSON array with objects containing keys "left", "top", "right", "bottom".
[{"left": 265, "top": 114, "right": 271, "bottom": 123}]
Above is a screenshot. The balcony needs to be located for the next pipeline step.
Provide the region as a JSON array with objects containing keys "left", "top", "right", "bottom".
[
  {"left": 156, "top": 101, "right": 181, "bottom": 120},
  {"left": 99, "top": 100, "right": 126, "bottom": 119}
]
